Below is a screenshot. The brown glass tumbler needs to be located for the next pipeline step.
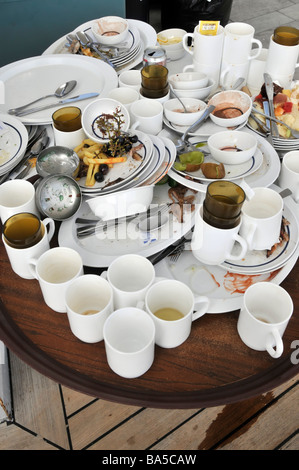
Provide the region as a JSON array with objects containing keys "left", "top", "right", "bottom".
[{"left": 204, "top": 181, "right": 245, "bottom": 220}]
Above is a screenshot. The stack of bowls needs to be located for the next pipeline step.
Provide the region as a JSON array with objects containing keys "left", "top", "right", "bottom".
[{"left": 168, "top": 72, "right": 215, "bottom": 100}]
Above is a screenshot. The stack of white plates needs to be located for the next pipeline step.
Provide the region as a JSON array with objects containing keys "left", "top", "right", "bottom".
[
  {"left": 247, "top": 122, "right": 299, "bottom": 152},
  {"left": 78, "top": 132, "right": 176, "bottom": 196},
  {"left": 0, "top": 114, "right": 28, "bottom": 176}
]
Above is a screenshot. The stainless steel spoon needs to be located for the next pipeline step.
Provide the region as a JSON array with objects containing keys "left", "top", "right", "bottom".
[
  {"left": 8, "top": 80, "right": 77, "bottom": 115},
  {"left": 169, "top": 83, "right": 188, "bottom": 113}
]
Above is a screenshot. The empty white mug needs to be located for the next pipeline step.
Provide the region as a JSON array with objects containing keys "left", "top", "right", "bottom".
[
  {"left": 265, "top": 36, "right": 299, "bottom": 88},
  {"left": 237, "top": 282, "right": 293, "bottom": 358},
  {"left": 222, "top": 22, "right": 262, "bottom": 64},
  {"left": 278, "top": 151, "right": 299, "bottom": 203},
  {"left": 130, "top": 99, "right": 163, "bottom": 135},
  {"left": 0, "top": 179, "right": 38, "bottom": 224}
]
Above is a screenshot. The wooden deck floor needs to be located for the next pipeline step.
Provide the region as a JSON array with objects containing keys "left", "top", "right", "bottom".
[{"left": 0, "top": 352, "right": 298, "bottom": 450}]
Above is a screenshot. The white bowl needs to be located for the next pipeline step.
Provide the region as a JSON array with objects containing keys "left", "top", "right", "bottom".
[
  {"left": 82, "top": 98, "right": 130, "bottom": 143},
  {"left": 157, "top": 28, "right": 187, "bottom": 61},
  {"left": 208, "top": 90, "right": 252, "bottom": 127},
  {"left": 86, "top": 185, "right": 154, "bottom": 221},
  {"left": 163, "top": 97, "right": 207, "bottom": 126},
  {"left": 173, "top": 79, "right": 215, "bottom": 100},
  {"left": 169, "top": 72, "right": 208, "bottom": 90},
  {"left": 207, "top": 131, "right": 258, "bottom": 165},
  {"left": 91, "top": 16, "right": 129, "bottom": 45}
]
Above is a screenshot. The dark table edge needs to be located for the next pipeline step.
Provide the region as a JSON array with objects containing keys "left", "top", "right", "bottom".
[{"left": 1, "top": 298, "right": 298, "bottom": 409}]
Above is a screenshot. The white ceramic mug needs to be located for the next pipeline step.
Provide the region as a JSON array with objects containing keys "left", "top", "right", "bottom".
[
  {"left": 191, "top": 205, "right": 248, "bottom": 265},
  {"left": 237, "top": 282, "right": 293, "bottom": 358},
  {"left": 239, "top": 187, "right": 283, "bottom": 251},
  {"left": 220, "top": 60, "right": 250, "bottom": 89},
  {"left": 278, "top": 151, "right": 299, "bottom": 203},
  {"left": 52, "top": 126, "right": 86, "bottom": 148},
  {"left": 130, "top": 99, "right": 163, "bottom": 135},
  {"left": 118, "top": 70, "right": 142, "bottom": 91},
  {"left": 142, "top": 279, "right": 209, "bottom": 348},
  {"left": 247, "top": 48, "right": 268, "bottom": 95},
  {"left": 2, "top": 217, "right": 55, "bottom": 279},
  {"left": 183, "top": 61, "right": 220, "bottom": 90},
  {"left": 65, "top": 274, "right": 113, "bottom": 343},
  {"left": 101, "top": 254, "right": 155, "bottom": 309},
  {"left": 222, "top": 22, "right": 262, "bottom": 64},
  {"left": 28, "top": 247, "right": 84, "bottom": 312},
  {"left": 103, "top": 307, "right": 155, "bottom": 378},
  {"left": 265, "top": 37, "right": 299, "bottom": 88},
  {"left": 108, "top": 87, "right": 140, "bottom": 112},
  {"left": 0, "top": 179, "right": 38, "bottom": 223},
  {"left": 182, "top": 25, "right": 224, "bottom": 66}
]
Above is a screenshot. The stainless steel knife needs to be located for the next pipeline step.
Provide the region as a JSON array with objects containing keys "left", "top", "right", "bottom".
[
  {"left": 263, "top": 73, "right": 280, "bottom": 137},
  {"left": 14, "top": 93, "right": 99, "bottom": 117}
]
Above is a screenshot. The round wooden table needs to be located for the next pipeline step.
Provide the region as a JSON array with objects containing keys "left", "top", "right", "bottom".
[{"left": 0, "top": 232, "right": 298, "bottom": 409}]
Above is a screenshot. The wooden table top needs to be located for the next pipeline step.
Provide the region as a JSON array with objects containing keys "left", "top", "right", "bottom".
[{"left": 0, "top": 230, "right": 298, "bottom": 409}]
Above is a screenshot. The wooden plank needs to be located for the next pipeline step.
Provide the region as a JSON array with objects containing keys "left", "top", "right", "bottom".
[
  {"left": 68, "top": 399, "right": 140, "bottom": 450},
  {"left": 217, "top": 384, "right": 299, "bottom": 450},
  {"left": 61, "top": 386, "right": 97, "bottom": 417},
  {"left": 88, "top": 407, "right": 197, "bottom": 450},
  {"left": 0, "top": 422, "right": 57, "bottom": 450},
  {"left": 152, "top": 376, "right": 298, "bottom": 450},
  {"left": 9, "top": 352, "right": 70, "bottom": 449}
]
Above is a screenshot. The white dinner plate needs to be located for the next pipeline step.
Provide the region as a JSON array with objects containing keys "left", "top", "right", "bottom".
[
  {"left": 58, "top": 183, "right": 203, "bottom": 267},
  {"left": 163, "top": 115, "right": 247, "bottom": 137},
  {"left": 142, "top": 136, "right": 177, "bottom": 186},
  {"left": 174, "top": 146, "right": 263, "bottom": 182},
  {"left": 221, "top": 191, "right": 299, "bottom": 274},
  {"left": 154, "top": 243, "right": 299, "bottom": 314},
  {"left": 0, "top": 55, "right": 118, "bottom": 125},
  {"left": 79, "top": 130, "right": 153, "bottom": 194},
  {"left": 168, "top": 129, "right": 281, "bottom": 193},
  {"left": 0, "top": 114, "right": 28, "bottom": 174},
  {"left": 43, "top": 19, "right": 157, "bottom": 74}
]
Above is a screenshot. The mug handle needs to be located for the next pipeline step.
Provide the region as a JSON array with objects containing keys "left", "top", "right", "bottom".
[
  {"left": 130, "top": 121, "right": 140, "bottom": 131},
  {"left": 226, "top": 233, "right": 248, "bottom": 261},
  {"left": 182, "top": 33, "right": 194, "bottom": 55},
  {"left": 220, "top": 66, "right": 229, "bottom": 87},
  {"left": 43, "top": 217, "right": 55, "bottom": 242},
  {"left": 266, "top": 328, "right": 283, "bottom": 358},
  {"left": 192, "top": 295, "right": 210, "bottom": 321},
  {"left": 249, "top": 39, "right": 262, "bottom": 60},
  {"left": 27, "top": 258, "right": 38, "bottom": 279}
]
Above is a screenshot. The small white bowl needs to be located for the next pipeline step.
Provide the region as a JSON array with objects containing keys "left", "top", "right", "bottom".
[
  {"left": 163, "top": 97, "right": 207, "bottom": 126},
  {"left": 91, "top": 16, "right": 128, "bottom": 45},
  {"left": 157, "top": 28, "right": 187, "bottom": 61},
  {"left": 207, "top": 131, "right": 258, "bottom": 165},
  {"left": 173, "top": 79, "right": 215, "bottom": 100},
  {"left": 86, "top": 185, "right": 154, "bottom": 221},
  {"left": 82, "top": 98, "right": 130, "bottom": 143},
  {"left": 169, "top": 72, "right": 208, "bottom": 90},
  {"left": 208, "top": 90, "right": 252, "bottom": 128}
]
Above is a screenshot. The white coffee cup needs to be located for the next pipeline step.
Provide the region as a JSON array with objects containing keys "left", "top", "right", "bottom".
[
  {"left": 222, "top": 22, "right": 262, "bottom": 64},
  {"left": 142, "top": 279, "right": 209, "bottom": 348},
  {"left": 265, "top": 36, "right": 299, "bottom": 88},
  {"left": 191, "top": 205, "right": 248, "bottom": 265},
  {"left": 101, "top": 254, "right": 155, "bottom": 309},
  {"left": 0, "top": 179, "right": 38, "bottom": 224},
  {"left": 130, "top": 99, "right": 163, "bottom": 135},
  {"left": 52, "top": 126, "right": 86, "bottom": 148},
  {"left": 108, "top": 87, "right": 140, "bottom": 112},
  {"left": 65, "top": 274, "right": 113, "bottom": 343},
  {"left": 103, "top": 307, "right": 155, "bottom": 378},
  {"left": 183, "top": 61, "right": 220, "bottom": 90},
  {"left": 247, "top": 48, "right": 268, "bottom": 95},
  {"left": 237, "top": 282, "right": 293, "bottom": 358},
  {"left": 2, "top": 217, "right": 55, "bottom": 279},
  {"left": 182, "top": 25, "right": 224, "bottom": 66},
  {"left": 118, "top": 70, "right": 142, "bottom": 91},
  {"left": 278, "top": 151, "right": 299, "bottom": 203},
  {"left": 239, "top": 187, "right": 283, "bottom": 251},
  {"left": 220, "top": 60, "right": 250, "bottom": 89},
  {"left": 28, "top": 247, "right": 83, "bottom": 312}
]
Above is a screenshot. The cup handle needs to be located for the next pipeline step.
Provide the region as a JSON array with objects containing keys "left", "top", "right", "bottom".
[
  {"left": 241, "top": 223, "right": 256, "bottom": 251},
  {"left": 266, "top": 328, "right": 283, "bottom": 358},
  {"left": 220, "top": 66, "right": 229, "bottom": 87},
  {"left": 27, "top": 258, "right": 38, "bottom": 279},
  {"left": 239, "top": 180, "right": 255, "bottom": 200},
  {"left": 226, "top": 234, "right": 248, "bottom": 261},
  {"left": 100, "top": 270, "right": 108, "bottom": 280},
  {"left": 43, "top": 217, "right": 55, "bottom": 242},
  {"left": 183, "top": 64, "right": 194, "bottom": 73},
  {"left": 130, "top": 121, "right": 140, "bottom": 131},
  {"left": 249, "top": 39, "right": 262, "bottom": 60},
  {"left": 192, "top": 295, "right": 210, "bottom": 320},
  {"left": 182, "top": 33, "right": 194, "bottom": 55}
]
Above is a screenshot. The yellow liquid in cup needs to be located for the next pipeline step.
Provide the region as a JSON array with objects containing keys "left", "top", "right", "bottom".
[{"left": 154, "top": 308, "right": 184, "bottom": 321}]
